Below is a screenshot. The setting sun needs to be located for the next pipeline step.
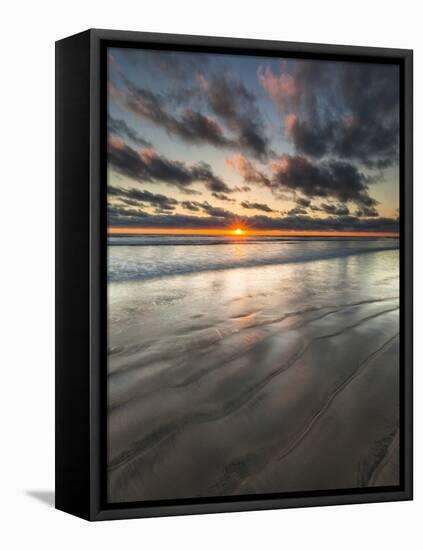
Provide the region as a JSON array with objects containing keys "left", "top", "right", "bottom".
[{"left": 234, "top": 228, "right": 243, "bottom": 235}]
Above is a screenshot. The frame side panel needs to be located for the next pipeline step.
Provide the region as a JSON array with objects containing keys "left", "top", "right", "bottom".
[
  {"left": 403, "top": 50, "right": 413, "bottom": 499},
  {"left": 55, "top": 31, "right": 91, "bottom": 520}
]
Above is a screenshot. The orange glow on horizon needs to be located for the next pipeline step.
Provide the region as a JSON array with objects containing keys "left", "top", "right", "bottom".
[{"left": 108, "top": 227, "right": 399, "bottom": 238}]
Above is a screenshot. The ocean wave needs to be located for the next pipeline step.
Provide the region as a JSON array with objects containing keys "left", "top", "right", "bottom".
[{"left": 108, "top": 241, "right": 399, "bottom": 283}]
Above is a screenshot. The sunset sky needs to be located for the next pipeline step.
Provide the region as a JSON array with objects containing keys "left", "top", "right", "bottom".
[{"left": 107, "top": 47, "right": 400, "bottom": 235}]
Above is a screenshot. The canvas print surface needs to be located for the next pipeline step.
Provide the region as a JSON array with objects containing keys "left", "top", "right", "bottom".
[{"left": 106, "top": 48, "right": 400, "bottom": 503}]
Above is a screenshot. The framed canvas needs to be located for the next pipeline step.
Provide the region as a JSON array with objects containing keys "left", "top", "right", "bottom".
[{"left": 55, "top": 29, "right": 413, "bottom": 521}]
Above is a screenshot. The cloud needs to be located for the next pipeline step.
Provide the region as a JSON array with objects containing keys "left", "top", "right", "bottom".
[
  {"left": 224, "top": 154, "right": 361, "bottom": 212},
  {"left": 108, "top": 205, "right": 150, "bottom": 226},
  {"left": 211, "top": 192, "right": 236, "bottom": 202},
  {"left": 110, "top": 70, "right": 271, "bottom": 159},
  {"left": 108, "top": 138, "right": 233, "bottom": 194},
  {"left": 175, "top": 109, "right": 234, "bottom": 148},
  {"left": 295, "top": 196, "right": 311, "bottom": 207},
  {"left": 257, "top": 65, "right": 297, "bottom": 110},
  {"left": 108, "top": 185, "right": 178, "bottom": 211},
  {"left": 108, "top": 187, "right": 396, "bottom": 233},
  {"left": 110, "top": 81, "right": 232, "bottom": 149},
  {"left": 190, "top": 161, "right": 233, "bottom": 193},
  {"left": 181, "top": 201, "right": 201, "bottom": 212},
  {"left": 180, "top": 200, "right": 233, "bottom": 218},
  {"left": 107, "top": 114, "right": 152, "bottom": 147},
  {"left": 258, "top": 60, "right": 399, "bottom": 168},
  {"left": 271, "top": 154, "right": 378, "bottom": 209},
  {"left": 199, "top": 201, "right": 233, "bottom": 218},
  {"left": 200, "top": 74, "right": 270, "bottom": 159},
  {"left": 320, "top": 203, "right": 350, "bottom": 216},
  {"left": 225, "top": 154, "right": 271, "bottom": 187},
  {"left": 284, "top": 112, "right": 332, "bottom": 158},
  {"left": 241, "top": 200, "right": 275, "bottom": 213},
  {"left": 287, "top": 207, "right": 308, "bottom": 216},
  {"left": 356, "top": 206, "right": 379, "bottom": 218},
  {"left": 108, "top": 208, "right": 399, "bottom": 233}
]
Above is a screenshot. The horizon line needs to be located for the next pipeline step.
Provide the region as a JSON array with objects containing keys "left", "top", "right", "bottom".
[{"left": 108, "top": 227, "right": 399, "bottom": 238}]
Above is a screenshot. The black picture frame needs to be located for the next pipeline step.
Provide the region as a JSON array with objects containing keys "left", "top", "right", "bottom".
[{"left": 55, "top": 28, "right": 413, "bottom": 521}]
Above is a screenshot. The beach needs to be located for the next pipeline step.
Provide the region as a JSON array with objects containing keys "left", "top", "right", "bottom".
[{"left": 107, "top": 236, "right": 400, "bottom": 503}]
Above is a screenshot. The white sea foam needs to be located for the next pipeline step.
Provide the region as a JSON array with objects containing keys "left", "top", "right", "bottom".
[{"left": 108, "top": 236, "right": 399, "bottom": 282}]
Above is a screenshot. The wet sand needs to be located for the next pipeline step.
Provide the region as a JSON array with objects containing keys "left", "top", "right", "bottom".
[{"left": 107, "top": 246, "right": 400, "bottom": 502}]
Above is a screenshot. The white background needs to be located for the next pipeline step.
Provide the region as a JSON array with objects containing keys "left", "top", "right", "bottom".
[{"left": 0, "top": 0, "right": 420, "bottom": 547}]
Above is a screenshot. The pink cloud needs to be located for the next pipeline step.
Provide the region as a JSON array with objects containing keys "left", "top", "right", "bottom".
[
  {"left": 225, "top": 153, "right": 253, "bottom": 176},
  {"left": 285, "top": 113, "right": 298, "bottom": 135},
  {"left": 225, "top": 154, "right": 271, "bottom": 188},
  {"left": 108, "top": 136, "right": 126, "bottom": 150},
  {"left": 257, "top": 65, "right": 297, "bottom": 109},
  {"left": 271, "top": 154, "right": 290, "bottom": 174},
  {"left": 139, "top": 148, "right": 157, "bottom": 161}
]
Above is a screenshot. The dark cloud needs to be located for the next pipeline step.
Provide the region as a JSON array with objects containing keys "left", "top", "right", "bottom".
[
  {"left": 333, "top": 64, "right": 399, "bottom": 168},
  {"left": 243, "top": 214, "right": 398, "bottom": 233},
  {"left": 356, "top": 206, "right": 379, "bottom": 218},
  {"left": 199, "top": 201, "right": 233, "bottom": 218},
  {"left": 320, "top": 202, "right": 350, "bottom": 216},
  {"left": 225, "top": 154, "right": 271, "bottom": 187},
  {"left": 107, "top": 114, "right": 152, "bottom": 147},
  {"left": 176, "top": 109, "right": 233, "bottom": 148},
  {"left": 295, "top": 196, "right": 311, "bottom": 207},
  {"left": 108, "top": 185, "right": 178, "bottom": 211},
  {"left": 287, "top": 207, "right": 308, "bottom": 216},
  {"left": 180, "top": 200, "right": 233, "bottom": 218},
  {"left": 108, "top": 205, "right": 150, "bottom": 225},
  {"left": 108, "top": 138, "right": 232, "bottom": 194},
  {"left": 118, "top": 196, "right": 143, "bottom": 207},
  {"left": 190, "top": 162, "right": 232, "bottom": 193},
  {"left": 111, "top": 71, "right": 271, "bottom": 159},
  {"left": 259, "top": 61, "right": 399, "bottom": 168},
  {"left": 285, "top": 113, "right": 332, "bottom": 158},
  {"left": 211, "top": 192, "right": 236, "bottom": 202},
  {"left": 111, "top": 81, "right": 232, "bottom": 149},
  {"left": 200, "top": 74, "right": 270, "bottom": 159},
  {"left": 108, "top": 208, "right": 399, "bottom": 234},
  {"left": 271, "top": 155, "right": 378, "bottom": 209},
  {"left": 181, "top": 201, "right": 201, "bottom": 212},
  {"left": 107, "top": 186, "right": 397, "bottom": 234},
  {"left": 241, "top": 200, "right": 275, "bottom": 213}
]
